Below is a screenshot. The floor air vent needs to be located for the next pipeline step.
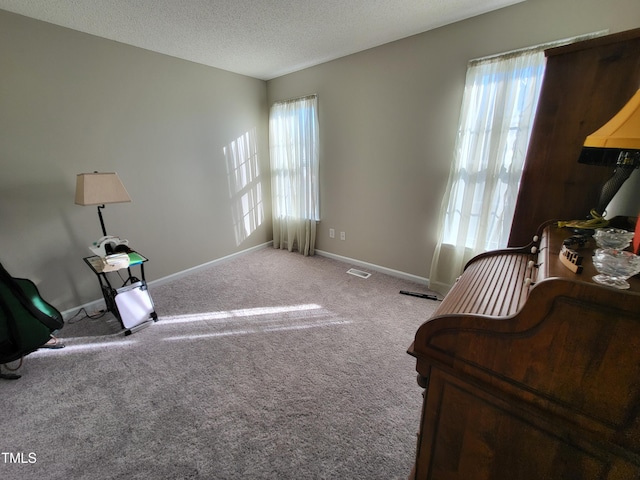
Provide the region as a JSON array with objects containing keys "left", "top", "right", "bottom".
[{"left": 346, "top": 268, "right": 371, "bottom": 279}]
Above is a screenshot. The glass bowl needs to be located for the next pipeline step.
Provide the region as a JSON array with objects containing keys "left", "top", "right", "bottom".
[
  {"left": 593, "top": 228, "right": 634, "bottom": 249},
  {"left": 592, "top": 248, "right": 640, "bottom": 290}
]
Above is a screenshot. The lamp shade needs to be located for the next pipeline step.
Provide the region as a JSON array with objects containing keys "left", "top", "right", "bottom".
[
  {"left": 75, "top": 172, "right": 131, "bottom": 206},
  {"left": 579, "top": 89, "right": 640, "bottom": 166},
  {"left": 584, "top": 89, "right": 640, "bottom": 150}
]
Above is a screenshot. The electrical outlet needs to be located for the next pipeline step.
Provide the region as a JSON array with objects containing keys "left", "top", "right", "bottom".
[
  {"left": 329, "top": 228, "right": 335, "bottom": 238},
  {"left": 340, "top": 231, "right": 346, "bottom": 241}
]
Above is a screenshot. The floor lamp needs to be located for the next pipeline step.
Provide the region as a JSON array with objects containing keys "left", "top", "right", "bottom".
[{"left": 75, "top": 172, "right": 132, "bottom": 237}]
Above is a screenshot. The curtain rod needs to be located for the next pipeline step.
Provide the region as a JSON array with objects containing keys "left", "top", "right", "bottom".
[
  {"left": 272, "top": 93, "right": 317, "bottom": 105},
  {"left": 469, "top": 30, "right": 608, "bottom": 65}
]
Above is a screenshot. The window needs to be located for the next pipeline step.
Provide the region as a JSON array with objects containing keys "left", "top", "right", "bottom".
[
  {"left": 442, "top": 51, "right": 546, "bottom": 251},
  {"left": 429, "top": 33, "right": 603, "bottom": 293},
  {"left": 269, "top": 95, "right": 319, "bottom": 255},
  {"left": 429, "top": 48, "right": 546, "bottom": 292}
]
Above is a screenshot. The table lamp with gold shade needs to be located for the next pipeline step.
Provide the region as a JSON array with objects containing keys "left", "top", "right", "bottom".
[{"left": 560, "top": 89, "right": 640, "bottom": 231}]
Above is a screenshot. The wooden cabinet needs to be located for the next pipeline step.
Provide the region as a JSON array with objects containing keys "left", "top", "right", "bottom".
[
  {"left": 408, "top": 220, "right": 640, "bottom": 479},
  {"left": 509, "top": 29, "right": 640, "bottom": 247}
]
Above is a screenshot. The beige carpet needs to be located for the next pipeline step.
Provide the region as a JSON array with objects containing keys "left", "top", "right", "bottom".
[{"left": 1, "top": 247, "right": 440, "bottom": 480}]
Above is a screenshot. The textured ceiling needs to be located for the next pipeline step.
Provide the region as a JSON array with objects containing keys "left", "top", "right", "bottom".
[{"left": 0, "top": 0, "right": 524, "bottom": 80}]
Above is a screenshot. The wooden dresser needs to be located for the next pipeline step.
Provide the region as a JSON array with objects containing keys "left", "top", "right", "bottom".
[{"left": 408, "top": 220, "right": 640, "bottom": 479}]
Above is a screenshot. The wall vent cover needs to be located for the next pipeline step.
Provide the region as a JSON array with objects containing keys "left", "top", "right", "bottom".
[{"left": 347, "top": 268, "right": 371, "bottom": 279}]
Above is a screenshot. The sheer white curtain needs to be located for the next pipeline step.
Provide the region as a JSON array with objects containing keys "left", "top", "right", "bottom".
[
  {"left": 269, "top": 95, "right": 319, "bottom": 256},
  {"left": 429, "top": 49, "right": 546, "bottom": 294}
]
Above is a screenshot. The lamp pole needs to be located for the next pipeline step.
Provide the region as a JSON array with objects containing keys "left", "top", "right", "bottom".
[{"left": 97, "top": 205, "right": 108, "bottom": 237}]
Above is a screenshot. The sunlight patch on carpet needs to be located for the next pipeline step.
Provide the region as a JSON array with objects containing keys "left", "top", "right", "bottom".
[
  {"left": 29, "top": 339, "right": 139, "bottom": 356},
  {"left": 157, "top": 304, "right": 324, "bottom": 324},
  {"left": 162, "top": 318, "right": 351, "bottom": 341}
]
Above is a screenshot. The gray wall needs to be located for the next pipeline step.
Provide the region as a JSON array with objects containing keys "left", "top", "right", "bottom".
[
  {"left": 2, "top": 0, "right": 639, "bottom": 313},
  {"left": 267, "top": 0, "right": 640, "bottom": 280},
  {"left": 0, "top": 10, "right": 271, "bottom": 312}
]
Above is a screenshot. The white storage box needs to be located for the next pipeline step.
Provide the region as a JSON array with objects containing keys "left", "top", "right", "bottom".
[{"left": 115, "top": 281, "right": 155, "bottom": 329}]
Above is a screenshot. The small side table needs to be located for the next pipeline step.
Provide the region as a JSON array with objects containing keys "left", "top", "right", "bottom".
[{"left": 84, "top": 251, "right": 158, "bottom": 334}]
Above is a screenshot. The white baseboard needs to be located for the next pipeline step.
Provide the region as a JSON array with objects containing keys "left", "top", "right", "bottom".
[
  {"left": 61, "top": 242, "right": 427, "bottom": 320},
  {"left": 147, "top": 241, "right": 273, "bottom": 289},
  {"left": 314, "top": 249, "right": 428, "bottom": 285},
  {"left": 61, "top": 241, "right": 273, "bottom": 320}
]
